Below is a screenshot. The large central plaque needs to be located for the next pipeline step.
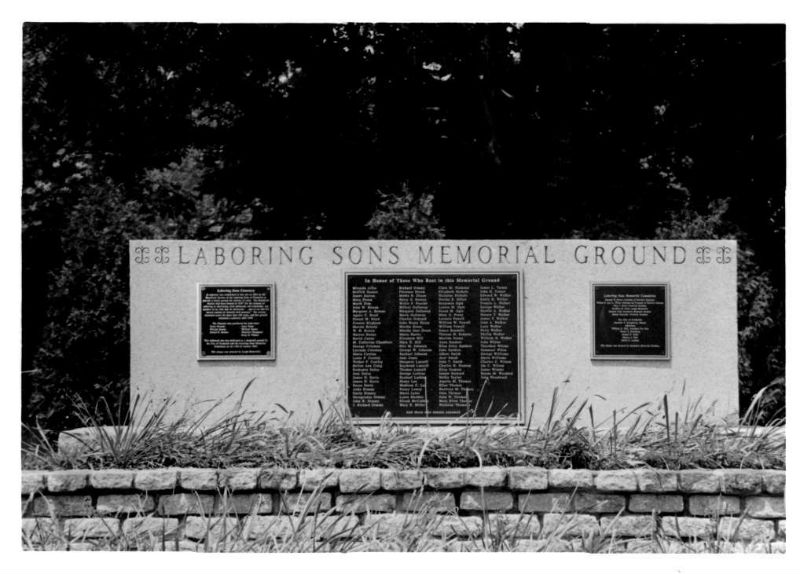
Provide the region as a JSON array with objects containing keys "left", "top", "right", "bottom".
[
  {"left": 592, "top": 283, "right": 670, "bottom": 360},
  {"left": 345, "top": 272, "right": 522, "bottom": 421},
  {"left": 198, "top": 284, "right": 275, "bottom": 360}
]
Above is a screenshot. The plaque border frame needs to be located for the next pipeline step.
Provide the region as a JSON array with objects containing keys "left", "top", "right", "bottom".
[
  {"left": 196, "top": 283, "right": 277, "bottom": 361},
  {"left": 343, "top": 270, "right": 526, "bottom": 425},
  {"left": 590, "top": 282, "right": 671, "bottom": 361}
]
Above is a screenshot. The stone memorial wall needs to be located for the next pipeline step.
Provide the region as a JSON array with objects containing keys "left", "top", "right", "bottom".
[
  {"left": 22, "top": 467, "right": 786, "bottom": 551},
  {"left": 130, "top": 239, "right": 737, "bottom": 424}
]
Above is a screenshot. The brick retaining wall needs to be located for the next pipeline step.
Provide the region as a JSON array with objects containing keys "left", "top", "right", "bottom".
[{"left": 21, "top": 467, "right": 785, "bottom": 551}]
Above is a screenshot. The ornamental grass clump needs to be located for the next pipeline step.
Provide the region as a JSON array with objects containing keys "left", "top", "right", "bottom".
[{"left": 22, "top": 381, "right": 784, "bottom": 472}]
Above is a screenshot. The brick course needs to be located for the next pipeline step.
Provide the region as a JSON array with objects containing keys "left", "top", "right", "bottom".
[
  {"left": 298, "top": 469, "right": 339, "bottom": 490},
  {"left": 661, "top": 516, "right": 716, "bottom": 538},
  {"left": 21, "top": 472, "right": 45, "bottom": 495},
  {"left": 178, "top": 469, "right": 219, "bottom": 491},
  {"left": 628, "top": 494, "right": 684, "bottom": 513},
  {"left": 548, "top": 469, "right": 593, "bottom": 489},
  {"left": 573, "top": 492, "right": 626, "bottom": 513},
  {"left": 158, "top": 493, "right": 216, "bottom": 516},
  {"left": 508, "top": 467, "right": 547, "bottom": 491},
  {"left": 134, "top": 469, "right": 178, "bottom": 491},
  {"left": 339, "top": 469, "right": 381, "bottom": 493},
  {"left": 688, "top": 495, "right": 741, "bottom": 516},
  {"left": 96, "top": 494, "right": 155, "bottom": 515},
  {"left": 600, "top": 515, "right": 656, "bottom": 537},
  {"left": 719, "top": 470, "right": 763, "bottom": 495},
  {"left": 743, "top": 496, "right": 785, "bottom": 519},
  {"left": 398, "top": 491, "right": 456, "bottom": 513},
  {"left": 184, "top": 516, "right": 240, "bottom": 541},
  {"left": 280, "top": 492, "right": 333, "bottom": 513},
  {"left": 46, "top": 471, "right": 88, "bottom": 492},
  {"left": 423, "top": 469, "right": 465, "bottom": 489},
  {"left": 542, "top": 513, "right": 599, "bottom": 536},
  {"left": 635, "top": 470, "right": 678, "bottom": 492},
  {"left": 259, "top": 469, "right": 297, "bottom": 490},
  {"left": 518, "top": 492, "right": 571, "bottom": 513},
  {"left": 20, "top": 467, "right": 785, "bottom": 549},
  {"left": 381, "top": 469, "right": 423, "bottom": 491},
  {"left": 336, "top": 493, "right": 396, "bottom": 513},
  {"left": 219, "top": 468, "right": 259, "bottom": 491},
  {"left": 460, "top": 490, "right": 514, "bottom": 511},
  {"left": 29, "top": 494, "right": 93, "bottom": 517},
  {"left": 217, "top": 493, "right": 273, "bottom": 515},
  {"left": 594, "top": 470, "right": 637, "bottom": 492},
  {"left": 678, "top": 470, "right": 721, "bottom": 493},
  {"left": 122, "top": 517, "right": 179, "bottom": 537},
  {"left": 64, "top": 517, "right": 120, "bottom": 538},
  {"left": 762, "top": 470, "right": 785, "bottom": 495},
  {"left": 486, "top": 513, "right": 541, "bottom": 537},
  {"left": 463, "top": 467, "right": 507, "bottom": 488},
  {"left": 718, "top": 517, "right": 775, "bottom": 541}
]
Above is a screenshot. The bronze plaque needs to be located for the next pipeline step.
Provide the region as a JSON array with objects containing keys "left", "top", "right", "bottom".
[
  {"left": 198, "top": 284, "right": 275, "bottom": 360},
  {"left": 345, "top": 272, "right": 523, "bottom": 421},
  {"left": 592, "top": 283, "right": 670, "bottom": 360}
]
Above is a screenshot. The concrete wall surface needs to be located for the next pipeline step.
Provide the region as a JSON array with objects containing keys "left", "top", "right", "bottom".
[{"left": 130, "top": 239, "right": 737, "bottom": 424}]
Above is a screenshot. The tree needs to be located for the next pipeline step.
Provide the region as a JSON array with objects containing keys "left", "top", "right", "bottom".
[
  {"left": 366, "top": 183, "right": 445, "bottom": 239},
  {"left": 655, "top": 198, "right": 784, "bottom": 421}
]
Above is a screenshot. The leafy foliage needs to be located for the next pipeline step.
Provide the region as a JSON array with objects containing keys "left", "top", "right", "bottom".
[
  {"left": 366, "top": 183, "right": 446, "bottom": 239},
  {"left": 655, "top": 198, "right": 784, "bottom": 422},
  {"left": 23, "top": 147, "right": 267, "bottom": 428}
]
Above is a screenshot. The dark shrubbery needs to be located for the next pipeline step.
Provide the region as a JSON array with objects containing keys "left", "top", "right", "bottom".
[
  {"left": 655, "top": 198, "right": 784, "bottom": 424},
  {"left": 23, "top": 149, "right": 270, "bottom": 429}
]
